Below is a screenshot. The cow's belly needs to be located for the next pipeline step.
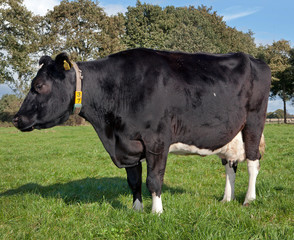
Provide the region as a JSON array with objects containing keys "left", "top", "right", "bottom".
[{"left": 169, "top": 131, "right": 246, "bottom": 162}]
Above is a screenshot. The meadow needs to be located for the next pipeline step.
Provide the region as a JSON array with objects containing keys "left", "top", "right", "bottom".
[{"left": 0, "top": 124, "right": 293, "bottom": 239}]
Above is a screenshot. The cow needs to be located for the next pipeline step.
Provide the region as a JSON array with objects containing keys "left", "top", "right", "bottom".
[{"left": 13, "top": 48, "right": 271, "bottom": 213}]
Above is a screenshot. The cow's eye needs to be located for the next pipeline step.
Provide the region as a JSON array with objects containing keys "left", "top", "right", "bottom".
[{"left": 35, "top": 84, "right": 43, "bottom": 91}]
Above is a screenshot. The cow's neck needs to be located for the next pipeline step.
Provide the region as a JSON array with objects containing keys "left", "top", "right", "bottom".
[
  {"left": 75, "top": 60, "right": 110, "bottom": 120},
  {"left": 74, "top": 59, "right": 118, "bottom": 156}
]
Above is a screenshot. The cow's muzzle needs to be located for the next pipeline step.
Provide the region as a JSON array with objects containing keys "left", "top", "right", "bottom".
[{"left": 12, "top": 115, "right": 34, "bottom": 132}]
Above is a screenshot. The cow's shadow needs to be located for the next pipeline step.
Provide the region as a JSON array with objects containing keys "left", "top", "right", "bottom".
[{"left": 0, "top": 177, "right": 185, "bottom": 209}]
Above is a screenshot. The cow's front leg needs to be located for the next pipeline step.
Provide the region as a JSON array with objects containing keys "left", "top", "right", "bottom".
[
  {"left": 145, "top": 144, "right": 168, "bottom": 214},
  {"left": 221, "top": 159, "right": 237, "bottom": 202},
  {"left": 243, "top": 159, "right": 260, "bottom": 206},
  {"left": 126, "top": 163, "right": 143, "bottom": 211}
]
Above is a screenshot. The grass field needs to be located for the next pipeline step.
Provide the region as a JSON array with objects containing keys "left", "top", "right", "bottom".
[{"left": 0, "top": 124, "right": 293, "bottom": 239}]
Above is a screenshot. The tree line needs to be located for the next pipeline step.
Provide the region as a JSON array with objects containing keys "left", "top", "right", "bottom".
[{"left": 0, "top": 0, "right": 293, "bottom": 123}]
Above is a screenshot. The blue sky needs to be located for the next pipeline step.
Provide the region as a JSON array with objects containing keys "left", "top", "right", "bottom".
[{"left": 1, "top": 0, "right": 293, "bottom": 113}]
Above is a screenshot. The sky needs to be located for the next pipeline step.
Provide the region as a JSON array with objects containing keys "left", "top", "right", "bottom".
[{"left": 1, "top": 0, "right": 293, "bottom": 113}]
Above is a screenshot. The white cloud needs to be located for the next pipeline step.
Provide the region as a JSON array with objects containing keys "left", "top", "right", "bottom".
[
  {"left": 23, "top": 0, "right": 59, "bottom": 16},
  {"left": 101, "top": 4, "right": 127, "bottom": 16},
  {"left": 223, "top": 7, "right": 261, "bottom": 22}
]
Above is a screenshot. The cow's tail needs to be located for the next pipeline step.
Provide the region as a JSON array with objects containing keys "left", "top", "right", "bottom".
[{"left": 259, "top": 133, "right": 265, "bottom": 159}]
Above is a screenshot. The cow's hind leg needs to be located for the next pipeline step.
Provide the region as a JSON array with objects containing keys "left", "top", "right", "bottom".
[
  {"left": 145, "top": 141, "right": 168, "bottom": 214},
  {"left": 243, "top": 134, "right": 264, "bottom": 205},
  {"left": 244, "top": 159, "right": 260, "bottom": 206},
  {"left": 126, "top": 163, "right": 143, "bottom": 211},
  {"left": 242, "top": 112, "right": 265, "bottom": 205},
  {"left": 221, "top": 159, "right": 237, "bottom": 202}
]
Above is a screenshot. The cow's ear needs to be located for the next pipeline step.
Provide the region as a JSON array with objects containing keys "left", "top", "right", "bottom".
[
  {"left": 39, "top": 56, "right": 52, "bottom": 67},
  {"left": 55, "top": 52, "right": 72, "bottom": 71}
]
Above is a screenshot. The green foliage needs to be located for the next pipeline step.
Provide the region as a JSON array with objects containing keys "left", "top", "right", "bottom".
[
  {"left": 0, "top": 94, "right": 22, "bottom": 122},
  {"left": 164, "top": 6, "right": 219, "bottom": 53},
  {"left": 260, "top": 40, "right": 294, "bottom": 122},
  {"left": 0, "top": 125, "right": 293, "bottom": 239},
  {"left": 0, "top": 0, "right": 39, "bottom": 94},
  {"left": 261, "top": 40, "right": 292, "bottom": 80},
  {"left": 124, "top": 1, "right": 169, "bottom": 49},
  {"left": 267, "top": 109, "right": 293, "bottom": 119},
  {"left": 124, "top": 2, "right": 257, "bottom": 55},
  {"left": 272, "top": 67, "right": 294, "bottom": 99},
  {"left": 166, "top": 6, "right": 256, "bottom": 54},
  {"left": 42, "top": 0, "right": 126, "bottom": 61}
]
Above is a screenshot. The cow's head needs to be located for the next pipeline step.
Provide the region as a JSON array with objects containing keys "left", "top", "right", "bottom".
[{"left": 13, "top": 53, "right": 76, "bottom": 131}]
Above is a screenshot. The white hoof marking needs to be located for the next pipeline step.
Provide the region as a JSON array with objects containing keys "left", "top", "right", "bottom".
[
  {"left": 222, "top": 163, "right": 236, "bottom": 202},
  {"left": 243, "top": 159, "right": 259, "bottom": 205},
  {"left": 152, "top": 193, "right": 163, "bottom": 214}
]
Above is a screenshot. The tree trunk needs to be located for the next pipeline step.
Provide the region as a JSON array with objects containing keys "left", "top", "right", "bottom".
[
  {"left": 282, "top": 82, "right": 287, "bottom": 124},
  {"left": 283, "top": 98, "right": 287, "bottom": 124}
]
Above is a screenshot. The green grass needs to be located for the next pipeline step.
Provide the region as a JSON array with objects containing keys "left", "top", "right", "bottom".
[{"left": 0, "top": 125, "right": 293, "bottom": 239}]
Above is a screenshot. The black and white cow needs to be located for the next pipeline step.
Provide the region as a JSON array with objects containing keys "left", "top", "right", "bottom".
[{"left": 13, "top": 48, "right": 271, "bottom": 213}]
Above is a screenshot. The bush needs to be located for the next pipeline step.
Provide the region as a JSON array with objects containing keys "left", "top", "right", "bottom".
[
  {"left": 63, "top": 114, "right": 87, "bottom": 126},
  {"left": 0, "top": 94, "right": 22, "bottom": 123}
]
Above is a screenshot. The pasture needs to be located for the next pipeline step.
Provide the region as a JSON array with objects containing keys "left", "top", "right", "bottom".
[{"left": 0, "top": 124, "right": 293, "bottom": 239}]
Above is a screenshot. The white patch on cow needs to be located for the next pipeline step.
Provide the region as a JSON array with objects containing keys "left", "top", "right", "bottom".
[
  {"left": 243, "top": 159, "right": 260, "bottom": 205},
  {"left": 169, "top": 131, "right": 246, "bottom": 162},
  {"left": 169, "top": 142, "right": 216, "bottom": 155},
  {"left": 151, "top": 193, "right": 163, "bottom": 214},
  {"left": 213, "top": 92, "right": 216, "bottom": 96},
  {"left": 222, "top": 163, "right": 236, "bottom": 202},
  {"left": 133, "top": 199, "right": 143, "bottom": 211}
]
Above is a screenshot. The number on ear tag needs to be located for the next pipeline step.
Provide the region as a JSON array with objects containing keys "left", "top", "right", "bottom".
[{"left": 75, "top": 91, "right": 82, "bottom": 104}]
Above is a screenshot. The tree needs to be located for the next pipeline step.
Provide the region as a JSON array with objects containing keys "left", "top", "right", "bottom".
[
  {"left": 42, "top": 0, "right": 125, "bottom": 61},
  {"left": 261, "top": 40, "right": 293, "bottom": 123},
  {"left": 164, "top": 6, "right": 218, "bottom": 53},
  {"left": 267, "top": 109, "right": 292, "bottom": 120},
  {"left": 124, "top": 1, "right": 169, "bottom": 49},
  {"left": 272, "top": 66, "right": 294, "bottom": 120},
  {"left": 261, "top": 40, "right": 291, "bottom": 80},
  {"left": 0, "top": 0, "right": 39, "bottom": 95},
  {"left": 99, "top": 13, "right": 126, "bottom": 57},
  {"left": 124, "top": 2, "right": 257, "bottom": 55},
  {"left": 288, "top": 49, "right": 294, "bottom": 107}
]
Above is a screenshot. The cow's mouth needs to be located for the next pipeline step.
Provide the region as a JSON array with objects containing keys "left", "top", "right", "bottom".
[
  {"left": 20, "top": 126, "right": 34, "bottom": 132},
  {"left": 12, "top": 116, "right": 35, "bottom": 132}
]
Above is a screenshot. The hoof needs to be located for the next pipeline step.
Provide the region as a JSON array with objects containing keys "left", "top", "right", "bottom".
[
  {"left": 243, "top": 202, "right": 250, "bottom": 207},
  {"left": 221, "top": 197, "right": 234, "bottom": 203},
  {"left": 133, "top": 199, "right": 143, "bottom": 211},
  {"left": 152, "top": 209, "right": 163, "bottom": 215}
]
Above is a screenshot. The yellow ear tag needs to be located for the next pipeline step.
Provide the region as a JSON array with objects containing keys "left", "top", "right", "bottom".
[{"left": 63, "top": 60, "right": 71, "bottom": 71}]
